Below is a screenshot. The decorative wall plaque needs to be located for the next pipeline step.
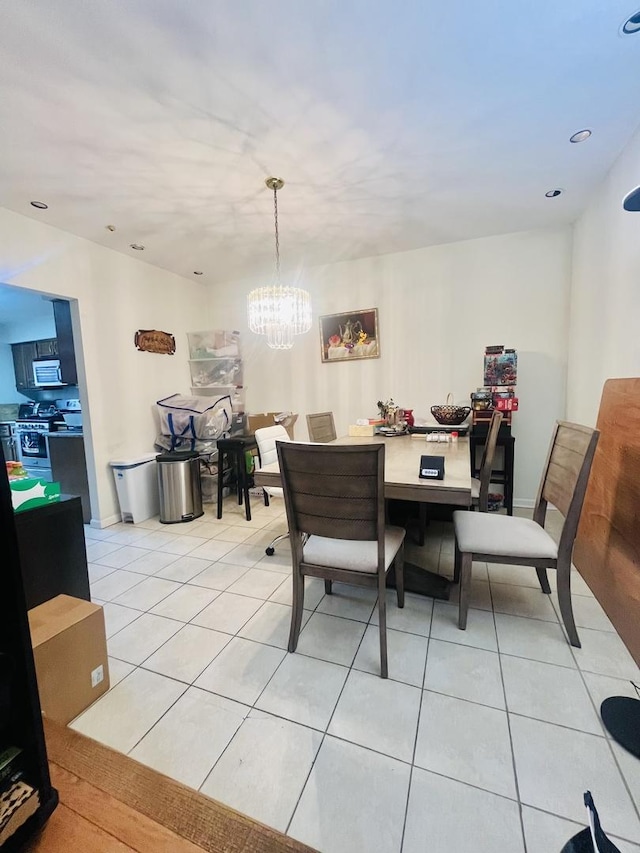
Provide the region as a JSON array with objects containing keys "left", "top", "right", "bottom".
[{"left": 134, "top": 329, "right": 176, "bottom": 355}]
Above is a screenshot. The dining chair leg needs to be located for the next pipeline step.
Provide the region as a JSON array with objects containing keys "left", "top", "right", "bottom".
[
  {"left": 453, "top": 539, "right": 461, "bottom": 584},
  {"left": 377, "top": 574, "right": 388, "bottom": 679},
  {"left": 535, "top": 567, "right": 552, "bottom": 594},
  {"left": 395, "top": 543, "right": 405, "bottom": 609},
  {"left": 288, "top": 571, "right": 305, "bottom": 652},
  {"left": 457, "top": 551, "right": 473, "bottom": 630},
  {"left": 556, "top": 561, "right": 581, "bottom": 648},
  {"left": 263, "top": 490, "right": 270, "bottom": 507},
  {"left": 324, "top": 580, "right": 333, "bottom": 595}
]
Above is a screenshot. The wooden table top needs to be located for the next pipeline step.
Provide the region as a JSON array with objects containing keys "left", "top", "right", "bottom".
[
  {"left": 25, "top": 720, "right": 316, "bottom": 853},
  {"left": 254, "top": 434, "right": 472, "bottom": 507}
]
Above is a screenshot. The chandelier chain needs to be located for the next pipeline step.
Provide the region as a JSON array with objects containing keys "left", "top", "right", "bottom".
[{"left": 273, "top": 183, "right": 280, "bottom": 282}]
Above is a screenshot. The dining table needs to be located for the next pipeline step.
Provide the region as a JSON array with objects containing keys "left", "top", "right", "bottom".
[{"left": 253, "top": 433, "right": 473, "bottom": 599}]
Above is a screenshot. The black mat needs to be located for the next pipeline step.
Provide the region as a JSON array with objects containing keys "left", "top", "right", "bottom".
[{"left": 601, "top": 696, "right": 640, "bottom": 759}]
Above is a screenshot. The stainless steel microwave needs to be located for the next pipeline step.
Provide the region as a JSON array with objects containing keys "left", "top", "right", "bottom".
[{"left": 32, "top": 358, "right": 66, "bottom": 387}]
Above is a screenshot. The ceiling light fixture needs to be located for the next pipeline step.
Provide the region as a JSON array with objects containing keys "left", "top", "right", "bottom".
[
  {"left": 106, "top": 225, "right": 116, "bottom": 232},
  {"left": 621, "top": 10, "right": 640, "bottom": 34},
  {"left": 130, "top": 243, "right": 145, "bottom": 251},
  {"left": 570, "top": 129, "right": 592, "bottom": 143},
  {"left": 247, "top": 177, "right": 312, "bottom": 350},
  {"left": 30, "top": 201, "right": 48, "bottom": 209},
  {"left": 193, "top": 271, "right": 203, "bottom": 275},
  {"left": 545, "top": 189, "right": 563, "bottom": 198}
]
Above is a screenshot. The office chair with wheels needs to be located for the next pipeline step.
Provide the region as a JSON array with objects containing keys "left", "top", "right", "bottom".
[{"left": 254, "top": 425, "right": 291, "bottom": 556}]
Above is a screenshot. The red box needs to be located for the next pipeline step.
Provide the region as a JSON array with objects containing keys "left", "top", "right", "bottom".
[{"left": 495, "top": 397, "right": 519, "bottom": 411}]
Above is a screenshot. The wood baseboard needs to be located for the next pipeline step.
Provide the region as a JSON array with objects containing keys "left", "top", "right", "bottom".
[{"left": 24, "top": 719, "right": 316, "bottom": 853}]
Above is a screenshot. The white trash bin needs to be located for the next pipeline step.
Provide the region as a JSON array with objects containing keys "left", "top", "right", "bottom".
[{"left": 109, "top": 452, "right": 159, "bottom": 523}]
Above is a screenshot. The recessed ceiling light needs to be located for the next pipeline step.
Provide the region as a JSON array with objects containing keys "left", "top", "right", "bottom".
[
  {"left": 193, "top": 271, "right": 204, "bottom": 276},
  {"left": 545, "top": 189, "right": 563, "bottom": 198},
  {"left": 621, "top": 10, "right": 640, "bottom": 34},
  {"left": 130, "top": 243, "right": 145, "bottom": 251},
  {"left": 30, "top": 201, "right": 48, "bottom": 209},
  {"left": 105, "top": 225, "right": 116, "bottom": 232},
  {"left": 570, "top": 129, "right": 592, "bottom": 143}
]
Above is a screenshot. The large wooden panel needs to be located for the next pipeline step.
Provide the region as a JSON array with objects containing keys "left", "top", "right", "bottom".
[{"left": 574, "top": 378, "right": 640, "bottom": 666}]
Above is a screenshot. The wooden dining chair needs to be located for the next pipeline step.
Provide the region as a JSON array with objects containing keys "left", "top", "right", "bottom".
[
  {"left": 276, "top": 441, "right": 405, "bottom": 678},
  {"left": 453, "top": 421, "right": 599, "bottom": 646},
  {"left": 306, "top": 411, "right": 337, "bottom": 443},
  {"left": 471, "top": 409, "right": 503, "bottom": 512}
]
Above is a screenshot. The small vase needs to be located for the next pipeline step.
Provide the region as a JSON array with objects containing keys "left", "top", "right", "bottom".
[{"left": 403, "top": 409, "right": 415, "bottom": 428}]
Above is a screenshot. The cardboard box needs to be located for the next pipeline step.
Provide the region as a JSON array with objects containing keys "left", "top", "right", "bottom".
[
  {"left": 246, "top": 412, "right": 298, "bottom": 440},
  {"left": 28, "top": 595, "right": 110, "bottom": 725}
]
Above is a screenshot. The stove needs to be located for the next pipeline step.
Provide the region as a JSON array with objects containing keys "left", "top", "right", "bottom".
[{"left": 14, "top": 404, "right": 60, "bottom": 480}]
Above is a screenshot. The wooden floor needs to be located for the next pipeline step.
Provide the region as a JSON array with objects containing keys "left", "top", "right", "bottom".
[{"left": 24, "top": 720, "right": 316, "bottom": 853}]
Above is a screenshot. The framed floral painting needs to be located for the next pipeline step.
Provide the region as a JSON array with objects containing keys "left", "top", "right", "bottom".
[{"left": 319, "top": 308, "right": 380, "bottom": 363}]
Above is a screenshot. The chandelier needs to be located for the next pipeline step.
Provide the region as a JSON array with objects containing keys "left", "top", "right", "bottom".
[{"left": 247, "top": 177, "right": 312, "bottom": 350}]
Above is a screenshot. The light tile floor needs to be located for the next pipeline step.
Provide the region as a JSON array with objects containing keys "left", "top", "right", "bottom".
[{"left": 74, "top": 500, "right": 640, "bottom": 852}]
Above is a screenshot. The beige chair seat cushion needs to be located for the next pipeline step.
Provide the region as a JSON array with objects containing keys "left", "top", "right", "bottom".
[
  {"left": 453, "top": 511, "right": 558, "bottom": 559},
  {"left": 302, "top": 526, "right": 405, "bottom": 574}
]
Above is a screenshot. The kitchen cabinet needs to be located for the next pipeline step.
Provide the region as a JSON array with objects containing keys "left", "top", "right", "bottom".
[
  {"left": 11, "top": 339, "right": 59, "bottom": 391},
  {"left": 0, "top": 456, "right": 59, "bottom": 847},
  {"left": 52, "top": 299, "right": 77, "bottom": 386},
  {"left": 36, "top": 338, "right": 58, "bottom": 357},
  {"left": 11, "top": 341, "right": 38, "bottom": 391}
]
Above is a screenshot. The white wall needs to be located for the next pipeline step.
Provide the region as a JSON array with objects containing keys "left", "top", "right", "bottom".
[
  {"left": 0, "top": 294, "right": 57, "bottom": 403},
  {"left": 0, "top": 208, "right": 211, "bottom": 524},
  {"left": 0, "top": 345, "right": 20, "bottom": 402},
  {"left": 567, "top": 124, "right": 640, "bottom": 426},
  {"left": 212, "top": 227, "right": 573, "bottom": 504}
]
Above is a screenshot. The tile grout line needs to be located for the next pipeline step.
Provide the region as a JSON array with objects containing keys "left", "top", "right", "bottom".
[
  {"left": 489, "top": 574, "right": 529, "bottom": 853},
  {"left": 399, "top": 586, "right": 435, "bottom": 853},
  {"left": 559, "top": 606, "right": 640, "bottom": 831},
  {"left": 283, "top": 579, "right": 376, "bottom": 839}
]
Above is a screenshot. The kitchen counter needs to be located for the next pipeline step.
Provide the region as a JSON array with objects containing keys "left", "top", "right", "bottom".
[{"left": 48, "top": 430, "right": 83, "bottom": 438}]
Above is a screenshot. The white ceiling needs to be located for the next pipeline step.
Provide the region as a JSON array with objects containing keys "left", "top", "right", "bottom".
[{"left": 1, "top": 0, "right": 640, "bottom": 284}]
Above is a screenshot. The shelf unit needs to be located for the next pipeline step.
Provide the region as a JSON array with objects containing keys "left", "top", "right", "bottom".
[{"left": 0, "top": 446, "right": 58, "bottom": 849}]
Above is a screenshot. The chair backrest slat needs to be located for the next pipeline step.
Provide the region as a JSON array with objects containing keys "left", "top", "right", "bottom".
[
  {"left": 540, "top": 423, "right": 597, "bottom": 517},
  {"left": 306, "top": 412, "right": 337, "bottom": 443},
  {"left": 277, "top": 442, "right": 384, "bottom": 542},
  {"left": 535, "top": 422, "right": 599, "bottom": 560},
  {"left": 478, "top": 410, "right": 503, "bottom": 512}
]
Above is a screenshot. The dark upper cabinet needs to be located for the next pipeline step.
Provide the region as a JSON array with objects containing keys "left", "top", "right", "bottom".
[
  {"left": 52, "top": 299, "right": 77, "bottom": 386},
  {"left": 12, "top": 339, "right": 58, "bottom": 390},
  {"left": 11, "top": 341, "right": 38, "bottom": 390},
  {"left": 36, "top": 338, "right": 58, "bottom": 358}
]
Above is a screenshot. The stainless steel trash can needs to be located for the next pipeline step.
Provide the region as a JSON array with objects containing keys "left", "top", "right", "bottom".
[{"left": 156, "top": 451, "right": 204, "bottom": 523}]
